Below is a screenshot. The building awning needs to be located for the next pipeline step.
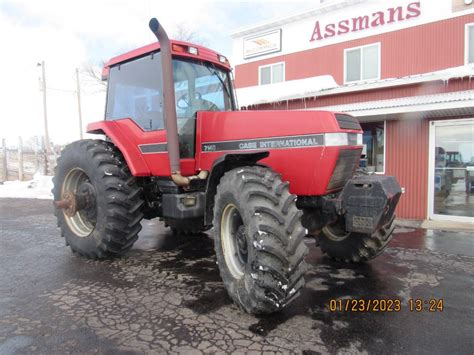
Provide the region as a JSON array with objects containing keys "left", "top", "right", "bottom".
[
  {"left": 236, "top": 65, "right": 474, "bottom": 108},
  {"left": 310, "top": 90, "right": 474, "bottom": 122},
  {"left": 236, "top": 75, "right": 338, "bottom": 108}
]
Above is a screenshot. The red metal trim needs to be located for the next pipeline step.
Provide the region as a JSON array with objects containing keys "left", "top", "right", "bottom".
[
  {"left": 86, "top": 119, "right": 198, "bottom": 177},
  {"left": 87, "top": 120, "right": 152, "bottom": 176},
  {"left": 103, "top": 40, "right": 231, "bottom": 78},
  {"left": 196, "top": 110, "right": 362, "bottom": 196}
]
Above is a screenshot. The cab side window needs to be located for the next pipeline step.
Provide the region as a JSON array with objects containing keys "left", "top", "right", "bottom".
[{"left": 106, "top": 54, "right": 164, "bottom": 131}]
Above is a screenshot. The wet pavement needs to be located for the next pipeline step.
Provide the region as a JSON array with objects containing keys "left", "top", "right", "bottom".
[{"left": 0, "top": 198, "right": 473, "bottom": 354}]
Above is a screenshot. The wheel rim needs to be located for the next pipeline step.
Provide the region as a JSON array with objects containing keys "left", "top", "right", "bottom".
[
  {"left": 221, "top": 204, "right": 247, "bottom": 279},
  {"left": 61, "top": 168, "right": 97, "bottom": 237},
  {"left": 323, "top": 219, "right": 351, "bottom": 242}
]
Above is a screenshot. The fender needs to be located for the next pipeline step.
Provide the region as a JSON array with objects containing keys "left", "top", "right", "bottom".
[
  {"left": 204, "top": 151, "right": 269, "bottom": 226},
  {"left": 87, "top": 120, "right": 152, "bottom": 176}
]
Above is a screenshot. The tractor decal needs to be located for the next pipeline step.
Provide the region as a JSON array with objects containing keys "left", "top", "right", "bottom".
[
  {"left": 201, "top": 133, "right": 325, "bottom": 153},
  {"left": 138, "top": 143, "right": 168, "bottom": 154}
]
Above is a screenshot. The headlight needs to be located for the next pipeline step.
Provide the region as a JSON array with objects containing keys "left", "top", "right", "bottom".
[
  {"left": 188, "top": 46, "right": 198, "bottom": 55},
  {"left": 324, "top": 133, "right": 348, "bottom": 146},
  {"left": 218, "top": 55, "right": 227, "bottom": 63},
  {"left": 324, "top": 133, "right": 363, "bottom": 146}
]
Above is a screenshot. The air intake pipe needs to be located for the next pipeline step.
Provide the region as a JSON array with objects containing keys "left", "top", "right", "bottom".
[{"left": 149, "top": 18, "right": 208, "bottom": 186}]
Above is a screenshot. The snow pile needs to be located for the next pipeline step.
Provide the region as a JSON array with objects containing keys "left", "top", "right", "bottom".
[
  {"left": 236, "top": 75, "right": 338, "bottom": 107},
  {"left": 431, "top": 64, "right": 474, "bottom": 84},
  {"left": 235, "top": 64, "right": 474, "bottom": 108},
  {"left": 0, "top": 172, "right": 53, "bottom": 199}
]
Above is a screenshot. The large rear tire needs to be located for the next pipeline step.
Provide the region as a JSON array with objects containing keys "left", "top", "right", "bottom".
[
  {"left": 213, "top": 166, "right": 308, "bottom": 314},
  {"left": 52, "top": 139, "right": 144, "bottom": 259},
  {"left": 317, "top": 216, "right": 395, "bottom": 263}
]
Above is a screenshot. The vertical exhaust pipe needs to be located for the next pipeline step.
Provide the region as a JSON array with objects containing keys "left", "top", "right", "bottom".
[
  {"left": 148, "top": 18, "right": 183, "bottom": 184},
  {"left": 148, "top": 18, "right": 208, "bottom": 186}
]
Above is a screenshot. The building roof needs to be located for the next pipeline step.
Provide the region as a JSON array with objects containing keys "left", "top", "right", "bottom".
[
  {"left": 311, "top": 90, "right": 474, "bottom": 121},
  {"left": 236, "top": 65, "right": 474, "bottom": 108}
]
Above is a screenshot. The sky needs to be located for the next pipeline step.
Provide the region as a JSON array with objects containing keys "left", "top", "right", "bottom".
[{"left": 0, "top": 0, "right": 317, "bottom": 147}]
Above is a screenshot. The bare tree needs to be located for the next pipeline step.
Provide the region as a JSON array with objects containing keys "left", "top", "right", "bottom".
[
  {"left": 81, "top": 62, "right": 107, "bottom": 92},
  {"left": 172, "top": 23, "right": 207, "bottom": 46},
  {"left": 79, "top": 23, "right": 206, "bottom": 90}
]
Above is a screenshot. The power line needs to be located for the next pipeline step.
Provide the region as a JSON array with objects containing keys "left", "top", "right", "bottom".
[{"left": 45, "top": 87, "right": 76, "bottom": 93}]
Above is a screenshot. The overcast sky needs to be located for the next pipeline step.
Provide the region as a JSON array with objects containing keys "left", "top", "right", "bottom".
[{"left": 0, "top": 0, "right": 317, "bottom": 146}]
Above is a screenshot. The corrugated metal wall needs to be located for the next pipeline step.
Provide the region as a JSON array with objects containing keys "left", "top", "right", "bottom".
[
  {"left": 235, "top": 13, "right": 474, "bottom": 88},
  {"left": 386, "top": 118, "right": 429, "bottom": 219}
]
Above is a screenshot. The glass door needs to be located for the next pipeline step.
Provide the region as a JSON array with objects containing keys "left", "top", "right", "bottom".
[{"left": 428, "top": 119, "right": 474, "bottom": 222}]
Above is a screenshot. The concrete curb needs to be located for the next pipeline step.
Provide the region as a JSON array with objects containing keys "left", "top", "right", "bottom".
[{"left": 395, "top": 218, "right": 473, "bottom": 232}]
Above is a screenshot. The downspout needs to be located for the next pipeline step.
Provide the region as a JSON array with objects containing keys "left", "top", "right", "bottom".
[{"left": 148, "top": 18, "right": 208, "bottom": 186}]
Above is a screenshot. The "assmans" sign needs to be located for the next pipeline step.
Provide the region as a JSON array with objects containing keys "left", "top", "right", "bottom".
[{"left": 310, "top": 2, "right": 421, "bottom": 42}]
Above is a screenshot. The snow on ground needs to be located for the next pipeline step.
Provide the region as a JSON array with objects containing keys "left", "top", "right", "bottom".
[{"left": 0, "top": 173, "right": 53, "bottom": 199}]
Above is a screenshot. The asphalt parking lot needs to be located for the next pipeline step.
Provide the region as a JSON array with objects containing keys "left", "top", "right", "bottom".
[{"left": 0, "top": 198, "right": 473, "bottom": 354}]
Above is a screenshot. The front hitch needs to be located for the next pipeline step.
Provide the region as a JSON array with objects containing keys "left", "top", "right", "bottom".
[{"left": 337, "top": 175, "right": 402, "bottom": 234}]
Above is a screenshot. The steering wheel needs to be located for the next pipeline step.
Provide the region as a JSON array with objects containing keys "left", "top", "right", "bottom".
[{"left": 177, "top": 92, "right": 202, "bottom": 109}]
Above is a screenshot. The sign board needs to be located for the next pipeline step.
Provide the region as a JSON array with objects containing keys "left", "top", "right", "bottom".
[
  {"left": 243, "top": 29, "right": 282, "bottom": 59},
  {"left": 452, "top": 0, "right": 473, "bottom": 12},
  {"left": 309, "top": 2, "right": 422, "bottom": 42}
]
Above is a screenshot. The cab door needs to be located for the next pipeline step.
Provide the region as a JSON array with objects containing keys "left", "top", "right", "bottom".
[{"left": 105, "top": 52, "right": 196, "bottom": 176}]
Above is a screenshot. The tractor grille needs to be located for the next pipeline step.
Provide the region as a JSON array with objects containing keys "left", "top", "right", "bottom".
[
  {"left": 335, "top": 114, "right": 361, "bottom": 130},
  {"left": 327, "top": 149, "right": 362, "bottom": 191}
]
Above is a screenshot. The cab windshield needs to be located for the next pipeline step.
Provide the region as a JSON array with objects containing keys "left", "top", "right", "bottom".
[
  {"left": 174, "top": 59, "right": 233, "bottom": 119},
  {"left": 105, "top": 52, "right": 234, "bottom": 157}
]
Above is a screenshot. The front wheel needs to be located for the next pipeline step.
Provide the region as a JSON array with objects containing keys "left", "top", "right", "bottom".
[
  {"left": 213, "top": 166, "right": 308, "bottom": 314},
  {"left": 317, "top": 216, "right": 396, "bottom": 263}
]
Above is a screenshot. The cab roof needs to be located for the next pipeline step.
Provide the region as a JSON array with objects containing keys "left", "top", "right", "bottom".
[{"left": 102, "top": 40, "right": 231, "bottom": 80}]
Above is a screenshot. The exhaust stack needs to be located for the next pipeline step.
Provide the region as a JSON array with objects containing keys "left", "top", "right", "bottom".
[{"left": 148, "top": 18, "right": 185, "bottom": 185}]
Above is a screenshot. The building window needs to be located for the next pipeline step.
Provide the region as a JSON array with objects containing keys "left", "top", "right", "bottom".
[
  {"left": 259, "top": 62, "right": 285, "bottom": 85},
  {"left": 344, "top": 43, "right": 380, "bottom": 83},
  {"left": 360, "top": 121, "right": 385, "bottom": 173},
  {"left": 466, "top": 23, "right": 474, "bottom": 64}
]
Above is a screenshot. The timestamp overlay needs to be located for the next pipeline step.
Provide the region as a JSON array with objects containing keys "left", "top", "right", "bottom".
[{"left": 328, "top": 298, "right": 444, "bottom": 313}]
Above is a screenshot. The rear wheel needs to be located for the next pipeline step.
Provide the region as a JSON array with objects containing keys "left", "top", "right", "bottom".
[
  {"left": 52, "top": 139, "right": 144, "bottom": 259},
  {"left": 317, "top": 216, "right": 395, "bottom": 263},
  {"left": 213, "top": 166, "right": 308, "bottom": 314}
]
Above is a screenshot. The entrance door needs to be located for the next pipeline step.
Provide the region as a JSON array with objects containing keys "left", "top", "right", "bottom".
[{"left": 428, "top": 119, "right": 474, "bottom": 222}]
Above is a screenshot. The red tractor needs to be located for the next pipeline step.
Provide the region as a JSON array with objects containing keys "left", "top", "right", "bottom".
[{"left": 53, "top": 19, "right": 401, "bottom": 314}]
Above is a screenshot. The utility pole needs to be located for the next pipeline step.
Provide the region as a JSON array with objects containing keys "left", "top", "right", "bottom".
[
  {"left": 75, "top": 68, "right": 83, "bottom": 139},
  {"left": 38, "top": 61, "right": 51, "bottom": 154},
  {"left": 18, "top": 137, "right": 24, "bottom": 181}
]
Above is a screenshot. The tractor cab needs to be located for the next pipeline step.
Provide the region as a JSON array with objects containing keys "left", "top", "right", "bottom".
[{"left": 103, "top": 40, "right": 236, "bottom": 158}]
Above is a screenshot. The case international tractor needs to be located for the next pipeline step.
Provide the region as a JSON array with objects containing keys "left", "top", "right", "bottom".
[{"left": 52, "top": 19, "right": 401, "bottom": 314}]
